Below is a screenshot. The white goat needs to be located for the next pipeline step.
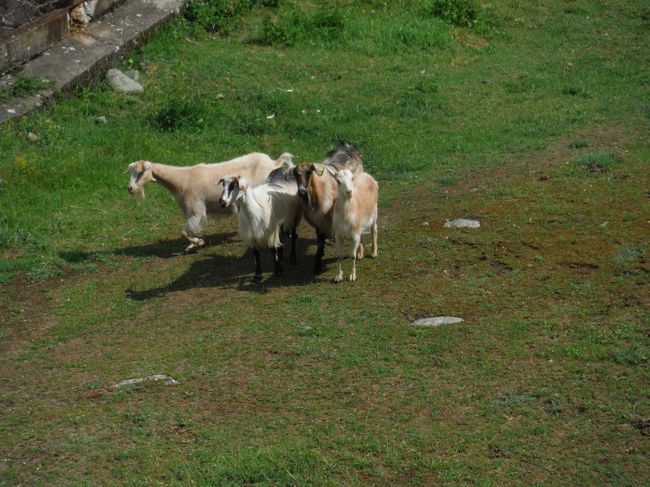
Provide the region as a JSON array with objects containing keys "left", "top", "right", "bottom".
[
  {"left": 127, "top": 153, "right": 290, "bottom": 252},
  {"left": 326, "top": 167, "right": 378, "bottom": 282},
  {"left": 218, "top": 165, "right": 302, "bottom": 281}
]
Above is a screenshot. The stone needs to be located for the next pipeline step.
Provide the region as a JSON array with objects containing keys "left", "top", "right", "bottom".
[
  {"left": 124, "top": 69, "right": 140, "bottom": 82},
  {"left": 444, "top": 218, "right": 480, "bottom": 228},
  {"left": 412, "top": 316, "right": 464, "bottom": 327},
  {"left": 112, "top": 374, "right": 179, "bottom": 388},
  {"left": 107, "top": 68, "right": 144, "bottom": 94},
  {"left": 96, "top": 115, "right": 108, "bottom": 124},
  {"left": 27, "top": 132, "right": 39, "bottom": 141},
  {"left": 216, "top": 93, "right": 225, "bottom": 100}
]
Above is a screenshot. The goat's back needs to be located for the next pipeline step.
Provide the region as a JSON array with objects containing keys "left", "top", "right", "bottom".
[{"left": 191, "top": 153, "right": 278, "bottom": 214}]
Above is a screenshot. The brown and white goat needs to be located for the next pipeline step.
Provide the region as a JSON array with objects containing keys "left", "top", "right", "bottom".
[
  {"left": 326, "top": 167, "right": 378, "bottom": 282},
  {"left": 292, "top": 142, "right": 364, "bottom": 273},
  {"left": 127, "top": 153, "right": 290, "bottom": 252}
]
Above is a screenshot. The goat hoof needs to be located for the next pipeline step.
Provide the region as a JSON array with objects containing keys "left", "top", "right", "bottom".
[
  {"left": 371, "top": 252, "right": 378, "bottom": 258},
  {"left": 333, "top": 275, "right": 343, "bottom": 283},
  {"left": 349, "top": 274, "right": 357, "bottom": 282},
  {"left": 184, "top": 244, "right": 197, "bottom": 253}
]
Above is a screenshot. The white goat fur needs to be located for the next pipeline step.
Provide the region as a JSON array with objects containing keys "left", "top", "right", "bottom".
[
  {"left": 127, "top": 153, "right": 289, "bottom": 251},
  {"left": 219, "top": 166, "right": 302, "bottom": 278},
  {"left": 328, "top": 167, "right": 378, "bottom": 282}
]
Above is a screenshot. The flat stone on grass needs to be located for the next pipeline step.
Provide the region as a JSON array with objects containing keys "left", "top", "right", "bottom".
[
  {"left": 112, "top": 374, "right": 179, "bottom": 388},
  {"left": 107, "top": 68, "right": 144, "bottom": 93},
  {"left": 412, "top": 316, "right": 465, "bottom": 327},
  {"left": 444, "top": 218, "right": 481, "bottom": 228}
]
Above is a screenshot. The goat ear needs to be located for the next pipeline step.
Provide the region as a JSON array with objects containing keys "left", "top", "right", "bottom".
[
  {"left": 217, "top": 178, "right": 224, "bottom": 186},
  {"left": 239, "top": 178, "right": 249, "bottom": 191},
  {"left": 142, "top": 161, "right": 156, "bottom": 181}
]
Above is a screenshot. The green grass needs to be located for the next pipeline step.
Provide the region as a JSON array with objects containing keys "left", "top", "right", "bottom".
[
  {"left": 0, "top": 76, "right": 52, "bottom": 102},
  {"left": 1, "top": 0, "right": 649, "bottom": 485}
]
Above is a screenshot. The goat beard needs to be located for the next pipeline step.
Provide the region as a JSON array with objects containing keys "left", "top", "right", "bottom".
[{"left": 131, "top": 187, "right": 145, "bottom": 199}]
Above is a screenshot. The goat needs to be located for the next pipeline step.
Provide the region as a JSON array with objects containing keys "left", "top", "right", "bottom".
[
  {"left": 326, "top": 167, "right": 378, "bottom": 282},
  {"left": 127, "top": 153, "right": 290, "bottom": 252},
  {"left": 218, "top": 164, "right": 302, "bottom": 281},
  {"left": 292, "top": 141, "right": 364, "bottom": 273}
]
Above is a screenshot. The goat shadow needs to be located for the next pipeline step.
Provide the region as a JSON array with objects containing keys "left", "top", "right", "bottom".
[
  {"left": 125, "top": 237, "right": 336, "bottom": 301},
  {"left": 59, "top": 231, "right": 239, "bottom": 263}
]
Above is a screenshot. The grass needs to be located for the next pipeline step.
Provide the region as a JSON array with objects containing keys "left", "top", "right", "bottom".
[
  {"left": 1, "top": 0, "right": 649, "bottom": 484},
  {"left": 0, "top": 76, "right": 52, "bottom": 102}
]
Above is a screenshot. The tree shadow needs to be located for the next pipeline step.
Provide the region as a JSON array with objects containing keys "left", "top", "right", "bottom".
[{"left": 59, "top": 232, "right": 239, "bottom": 263}]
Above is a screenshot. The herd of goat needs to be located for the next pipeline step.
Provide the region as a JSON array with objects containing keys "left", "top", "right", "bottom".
[{"left": 126, "top": 142, "right": 379, "bottom": 282}]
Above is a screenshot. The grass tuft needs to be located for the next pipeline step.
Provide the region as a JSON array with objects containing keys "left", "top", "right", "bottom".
[{"left": 0, "top": 77, "right": 52, "bottom": 102}]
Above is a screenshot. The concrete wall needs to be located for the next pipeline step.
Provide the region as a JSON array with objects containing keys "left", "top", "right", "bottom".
[
  {"left": 1, "top": 8, "right": 70, "bottom": 75},
  {"left": 0, "top": 0, "right": 125, "bottom": 75}
]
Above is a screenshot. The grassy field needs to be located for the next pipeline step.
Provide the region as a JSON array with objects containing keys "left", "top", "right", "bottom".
[{"left": 1, "top": 0, "right": 648, "bottom": 484}]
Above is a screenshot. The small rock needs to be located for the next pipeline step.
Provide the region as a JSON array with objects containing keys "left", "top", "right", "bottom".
[
  {"left": 112, "top": 374, "right": 179, "bottom": 388},
  {"left": 216, "top": 93, "right": 225, "bottom": 100},
  {"left": 7, "top": 109, "right": 16, "bottom": 114},
  {"left": 107, "top": 68, "right": 144, "bottom": 94},
  {"left": 421, "top": 221, "right": 430, "bottom": 226},
  {"left": 444, "top": 218, "right": 480, "bottom": 228},
  {"left": 565, "top": 62, "right": 574, "bottom": 71},
  {"left": 27, "top": 132, "right": 39, "bottom": 142},
  {"left": 124, "top": 69, "right": 140, "bottom": 82},
  {"left": 95, "top": 115, "right": 108, "bottom": 124},
  {"left": 412, "top": 316, "right": 464, "bottom": 327}
]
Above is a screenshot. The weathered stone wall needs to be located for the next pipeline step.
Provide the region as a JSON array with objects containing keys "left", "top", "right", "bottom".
[{"left": 0, "top": 0, "right": 125, "bottom": 74}]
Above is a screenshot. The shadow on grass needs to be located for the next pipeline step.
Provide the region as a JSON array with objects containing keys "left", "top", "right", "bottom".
[
  {"left": 125, "top": 238, "right": 335, "bottom": 300},
  {"left": 59, "top": 232, "right": 239, "bottom": 262}
]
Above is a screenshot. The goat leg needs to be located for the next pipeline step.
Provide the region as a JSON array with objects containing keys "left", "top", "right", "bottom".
[
  {"left": 182, "top": 230, "right": 204, "bottom": 253},
  {"left": 253, "top": 249, "right": 262, "bottom": 281},
  {"left": 371, "top": 221, "right": 378, "bottom": 258},
  {"left": 289, "top": 226, "right": 298, "bottom": 265},
  {"left": 334, "top": 235, "right": 344, "bottom": 283},
  {"left": 350, "top": 236, "right": 360, "bottom": 282},
  {"left": 356, "top": 243, "right": 365, "bottom": 260},
  {"left": 314, "top": 230, "right": 327, "bottom": 274},
  {"left": 271, "top": 248, "right": 283, "bottom": 277}
]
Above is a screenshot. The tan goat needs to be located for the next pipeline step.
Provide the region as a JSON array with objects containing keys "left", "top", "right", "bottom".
[
  {"left": 127, "top": 153, "right": 289, "bottom": 252},
  {"left": 326, "top": 167, "right": 378, "bottom": 282}
]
